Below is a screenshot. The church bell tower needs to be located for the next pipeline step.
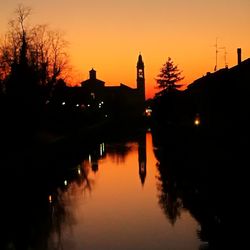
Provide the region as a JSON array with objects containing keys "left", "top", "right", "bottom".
[{"left": 137, "top": 53, "right": 145, "bottom": 102}]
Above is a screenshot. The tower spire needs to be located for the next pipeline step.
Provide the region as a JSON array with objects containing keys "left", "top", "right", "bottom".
[{"left": 136, "top": 53, "right": 145, "bottom": 109}]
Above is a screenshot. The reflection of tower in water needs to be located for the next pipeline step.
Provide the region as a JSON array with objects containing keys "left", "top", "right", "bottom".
[{"left": 138, "top": 134, "right": 147, "bottom": 185}]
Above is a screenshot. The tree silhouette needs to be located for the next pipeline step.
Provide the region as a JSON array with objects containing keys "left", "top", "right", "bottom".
[
  {"left": 0, "top": 4, "right": 70, "bottom": 98},
  {"left": 0, "top": 4, "right": 71, "bottom": 134},
  {"left": 155, "top": 57, "right": 184, "bottom": 97}
]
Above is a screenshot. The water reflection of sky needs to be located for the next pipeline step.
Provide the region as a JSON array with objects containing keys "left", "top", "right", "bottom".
[{"left": 48, "top": 133, "right": 202, "bottom": 250}]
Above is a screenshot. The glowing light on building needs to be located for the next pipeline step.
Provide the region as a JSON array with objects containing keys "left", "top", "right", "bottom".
[
  {"left": 48, "top": 195, "right": 52, "bottom": 203},
  {"left": 194, "top": 114, "right": 200, "bottom": 126},
  {"left": 64, "top": 180, "right": 67, "bottom": 186},
  {"left": 78, "top": 166, "right": 81, "bottom": 175},
  {"left": 145, "top": 107, "right": 152, "bottom": 117},
  {"left": 62, "top": 101, "right": 66, "bottom": 105}
]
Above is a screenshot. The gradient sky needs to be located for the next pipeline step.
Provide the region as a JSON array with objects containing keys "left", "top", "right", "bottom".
[{"left": 1, "top": 0, "right": 250, "bottom": 98}]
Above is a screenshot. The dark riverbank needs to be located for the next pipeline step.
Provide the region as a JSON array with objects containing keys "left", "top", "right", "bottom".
[{"left": 150, "top": 119, "right": 241, "bottom": 249}]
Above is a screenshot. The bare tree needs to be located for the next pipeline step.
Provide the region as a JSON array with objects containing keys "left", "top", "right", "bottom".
[
  {"left": 29, "top": 26, "right": 69, "bottom": 90},
  {"left": 0, "top": 5, "right": 70, "bottom": 95},
  {"left": 48, "top": 30, "right": 69, "bottom": 86},
  {"left": 0, "top": 20, "right": 21, "bottom": 80},
  {"left": 15, "top": 4, "right": 31, "bottom": 36}
]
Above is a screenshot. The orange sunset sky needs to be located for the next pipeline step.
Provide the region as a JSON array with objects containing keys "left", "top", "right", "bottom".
[{"left": 1, "top": 0, "right": 250, "bottom": 99}]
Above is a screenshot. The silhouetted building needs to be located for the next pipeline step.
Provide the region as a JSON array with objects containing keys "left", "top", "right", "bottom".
[
  {"left": 80, "top": 54, "right": 146, "bottom": 119},
  {"left": 49, "top": 54, "right": 146, "bottom": 122},
  {"left": 137, "top": 53, "right": 146, "bottom": 105},
  {"left": 185, "top": 48, "right": 250, "bottom": 134}
]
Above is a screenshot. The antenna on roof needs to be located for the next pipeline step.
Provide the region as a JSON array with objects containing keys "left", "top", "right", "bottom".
[
  {"left": 219, "top": 46, "right": 228, "bottom": 68},
  {"left": 214, "top": 37, "right": 218, "bottom": 71}
]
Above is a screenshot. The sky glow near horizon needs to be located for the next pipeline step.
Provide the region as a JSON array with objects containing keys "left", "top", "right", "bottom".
[{"left": 1, "top": 0, "right": 250, "bottom": 98}]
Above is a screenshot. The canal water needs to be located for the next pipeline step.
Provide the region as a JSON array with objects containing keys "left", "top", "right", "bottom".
[
  {"left": 1, "top": 131, "right": 206, "bottom": 250},
  {"left": 47, "top": 132, "right": 202, "bottom": 250}
]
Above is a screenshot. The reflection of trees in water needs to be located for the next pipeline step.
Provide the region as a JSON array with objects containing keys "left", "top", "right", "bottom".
[
  {"left": 48, "top": 161, "right": 94, "bottom": 250},
  {"left": 105, "top": 143, "right": 134, "bottom": 164},
  {"left": 152, "top": 131, "right": 183, "bottom": 226},
  {"left": 47, "top": 137, "right": 143, "bottom": 249},
  {"left": 156, "top": 164, "right": 183, "bottom": 225},
  {"left": 153, "top": 135, "right": 208, "bottom": 237},
  {"left": 152, "top": 126, "right": 226, "bottom": 249}
]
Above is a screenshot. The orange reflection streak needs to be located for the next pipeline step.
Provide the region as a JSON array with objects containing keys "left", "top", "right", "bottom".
[{"left": 48, "top": 132, "right": 201, "bottom": 249}]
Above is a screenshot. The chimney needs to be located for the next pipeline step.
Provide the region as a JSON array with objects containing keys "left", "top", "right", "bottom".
[{"left": 237, "top": 48, "right": 242, "bottom": 65}]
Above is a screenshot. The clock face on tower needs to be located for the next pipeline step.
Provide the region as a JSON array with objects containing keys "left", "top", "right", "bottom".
[{"left": 138, "top": 69, "right": 143, "bottom": 78}]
